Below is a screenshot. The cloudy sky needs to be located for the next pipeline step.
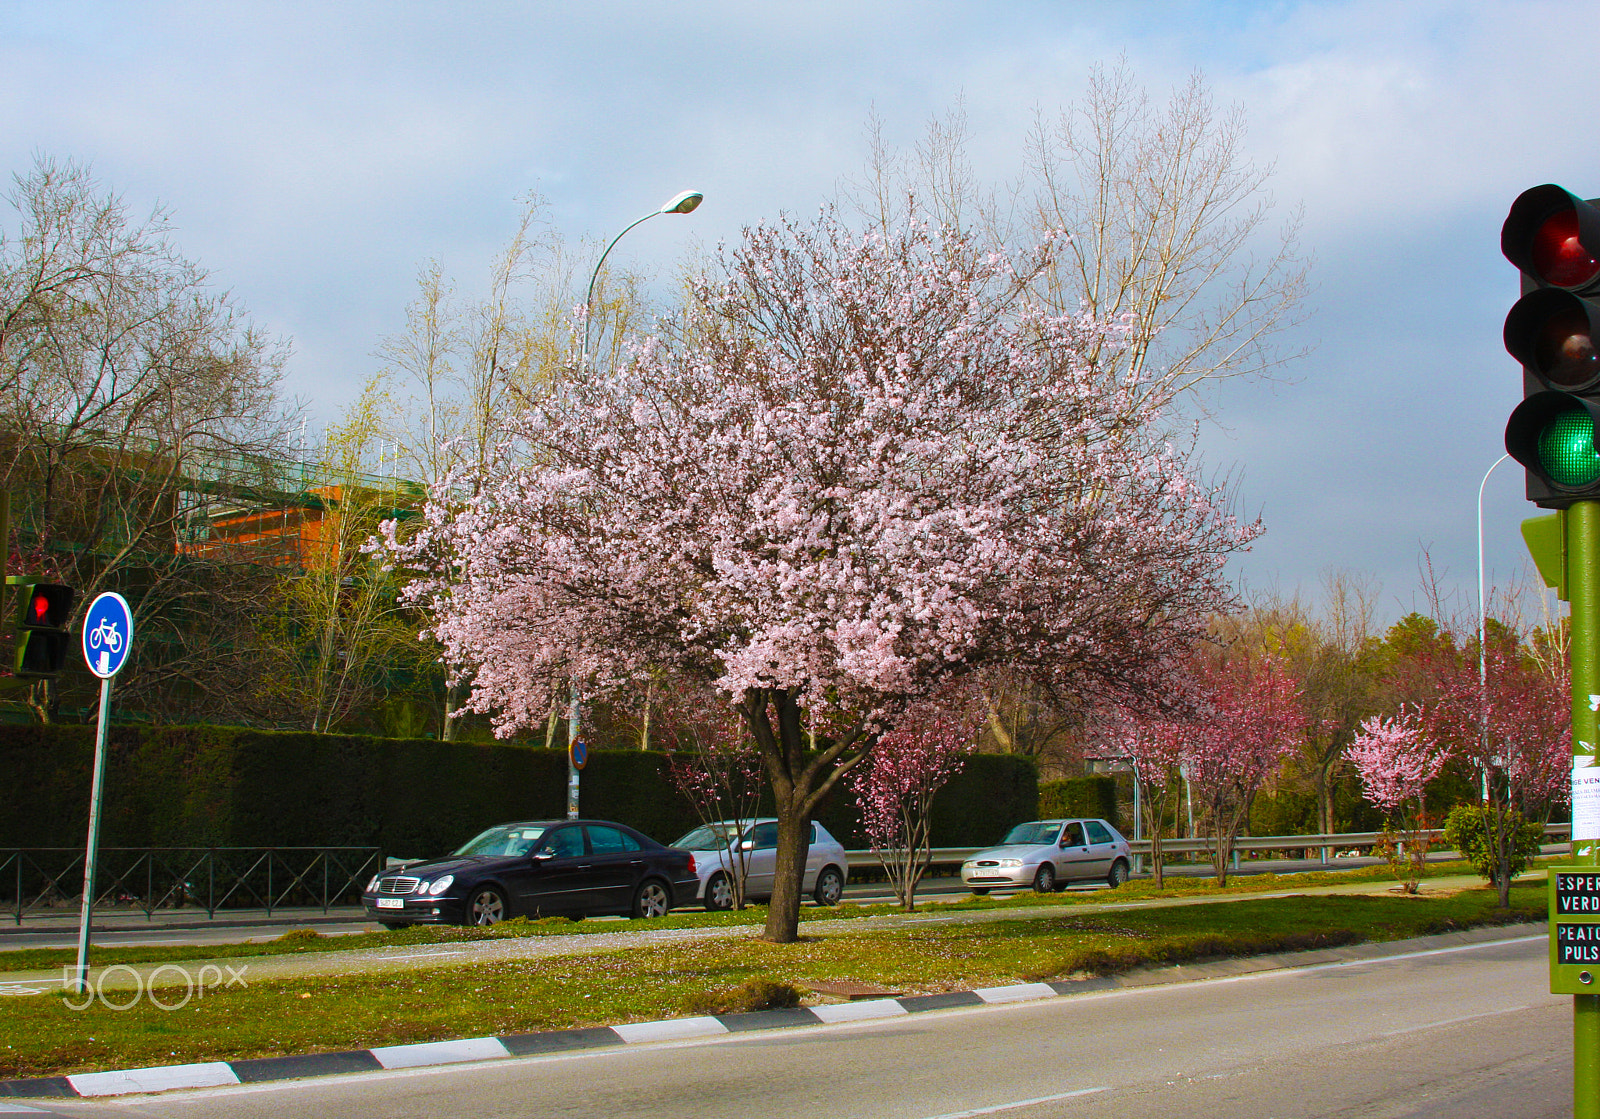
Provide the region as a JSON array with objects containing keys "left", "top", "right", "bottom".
[{"left": 2, "top": 1, "right": 1595, "bottom": 629}]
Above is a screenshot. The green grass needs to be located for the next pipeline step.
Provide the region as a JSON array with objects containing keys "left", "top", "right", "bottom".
[
  {"left": 0, "top": 855, "right": 1536, "bottom": 976},
  {"left": 0, "top": 882, "right": 1543, "bottom": 1080}
]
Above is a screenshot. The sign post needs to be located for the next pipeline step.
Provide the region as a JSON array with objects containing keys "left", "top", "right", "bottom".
[{"left": 72, "top": 591, "right": 132, "bottom": 995}]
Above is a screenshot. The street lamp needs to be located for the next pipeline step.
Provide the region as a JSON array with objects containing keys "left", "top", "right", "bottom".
[
  {"left": 580, "top": 189, "right": 704, "bottom": 374},
  {"left": 1478, "top": 451, "right": 1513, "bottom": 803},
  {"left": 565, "top": 189, "right": 704, "bottom": 817}
]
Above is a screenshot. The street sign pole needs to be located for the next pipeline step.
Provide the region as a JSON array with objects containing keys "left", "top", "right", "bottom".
[
  {"left": 72, "top": 674, "right": 113, "bottom": 994},
  {"left": 566, "top": 686, "right": 581, "bottom": 820},
  {"left": 71, "top": 591, "right": 133, "bottom": 997}
]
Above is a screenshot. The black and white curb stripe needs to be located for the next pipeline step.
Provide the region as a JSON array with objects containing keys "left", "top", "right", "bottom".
[{"left": 0, "top": 979, "right": 1111, "bottom": 1100}]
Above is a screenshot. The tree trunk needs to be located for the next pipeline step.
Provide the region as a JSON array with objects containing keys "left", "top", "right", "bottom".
[
  {"left": 766, "top": 795, "right": 810, "bottom": 941},
  {"left": 640, "top": 676, "right": 655, "bottom": 751},
  {"left": 741, "top": 685, "right": 869, "bottom": 943}
]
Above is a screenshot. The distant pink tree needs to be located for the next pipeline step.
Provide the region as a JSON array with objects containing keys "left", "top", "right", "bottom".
[
  {"left": 1098, "top": 703, "right": 1189, "bottom": 888},
  {"left": 383, "top": 206, "right": 1260, "bottom": 942},
  {"left": 1347, "top": 708, "right": 1448, "bottom": 893},
  {"left": 656, "top": 677, "right": 765, "bottom": 909},
  {"left": 850, "top": 688, "right": 978, "bottom": 911},
  {"left": 1182, "top": 655, "right": 1305, "bottom": 886},
  {"left": 1347, "top": 708, "right": 1448, "bottom": 813}
]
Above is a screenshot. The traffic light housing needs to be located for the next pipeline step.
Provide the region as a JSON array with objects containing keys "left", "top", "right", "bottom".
[
  {"left": 1504, "top": 185, "right": 1600, "bottom": 507},
  {"left": 14, "top": 582, "right": 74, "bottom": 679}
]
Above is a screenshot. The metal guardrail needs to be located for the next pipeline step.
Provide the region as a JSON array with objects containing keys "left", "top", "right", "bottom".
[
  {"left": 0, "top": 847, "right": 383, "bottom": 925},
  {"left": 842, "top": 823, "right": 1574, "bottom": 873}
]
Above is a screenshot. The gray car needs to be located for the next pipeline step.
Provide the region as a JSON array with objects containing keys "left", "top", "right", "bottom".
[
  {"left": 961, "top": 818, "right": 1132, "bottom": 893},
  {"left": 670, "top": 818, "right": 849, "bottom": 909}
]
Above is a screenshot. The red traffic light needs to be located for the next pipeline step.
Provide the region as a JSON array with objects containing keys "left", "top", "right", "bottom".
[
  {"left": 1534, "top": 210, "right": 1600, "bottom": 289},
  {"left": 18, "top": 583, "right": 73, "bottom": 630},
  {"left": 1504, "top": 185, "right": 1600, "bottom": 294}
]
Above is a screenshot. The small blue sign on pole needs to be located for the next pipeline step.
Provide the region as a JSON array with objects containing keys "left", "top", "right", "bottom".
[
  {"left": 73, "top": 590, "right": 133, "bottom": 994},
  {"left": 81, "top": 592, "right": 132, "bottom": 678}
]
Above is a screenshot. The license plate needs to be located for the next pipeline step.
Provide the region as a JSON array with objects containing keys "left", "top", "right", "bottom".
[{"left": 376, "top": 897, "right": 404, "bottom": 909}]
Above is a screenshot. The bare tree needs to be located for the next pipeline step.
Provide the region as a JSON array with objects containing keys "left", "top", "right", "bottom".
[
  {"left": 0, "top": 155, "right": 297, "bottom": 720},
  {"left": 845, "top": 62, "right": 1311, "bottom": 418},
  {"left": 246, "top": 409, "right": 428, "bottom": 734}
]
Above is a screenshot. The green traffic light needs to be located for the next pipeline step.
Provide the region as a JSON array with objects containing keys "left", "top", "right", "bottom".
[{"left": 1540, "top": 408, "right": 1600, "bottom": 486}]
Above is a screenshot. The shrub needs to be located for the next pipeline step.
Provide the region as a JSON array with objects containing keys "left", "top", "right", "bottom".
[
  {"left": 1037, "top": 776, "right": 1118, "bottom": 829},
  {"left": 1442, "top": 802, "right": 1543, "bottom": 886},
  {"left": 683, "top": 977, "right": 802, "bottom": 1016}
]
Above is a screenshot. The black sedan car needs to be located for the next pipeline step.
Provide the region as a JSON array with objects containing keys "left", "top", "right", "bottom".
[{"left": 362, "top": 819, "right": 699, "bottom": 927}]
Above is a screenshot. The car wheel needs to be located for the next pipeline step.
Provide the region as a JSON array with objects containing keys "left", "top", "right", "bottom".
[
  {"left": 632, "top": 879, "right": 672, "bottom": 919},
  {"left": 812, "top": 866, "right": 844, "bottom": 907},
  {"left": 1033, "top": 864, "right": 1056, "bottom": 893},
  {"left": 466, "top": 885, "right": 508, "bottom": 926},
  {"left": 1107, "top": 859, "right": 1130, "bottom": 888},
  {"left": 379, "top": 921, "right": 411, "bottom": 931},
  {"left": 705, "top": 872, "right": 734, "bottom": 911},
  {"left": 970, "top": 887, "right": 990, "bottom": 896}
]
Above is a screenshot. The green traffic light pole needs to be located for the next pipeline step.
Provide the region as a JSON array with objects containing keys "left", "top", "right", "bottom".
[{"left": 1575, "top": 500, "right": 1600, "bottom": 1119}]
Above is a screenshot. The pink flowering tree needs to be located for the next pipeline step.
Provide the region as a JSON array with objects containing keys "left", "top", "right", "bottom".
[
  {"left": 849, "top": 687, "right": 978, "bottom": 911},
  {"left": 1182, "top": 655, "right": 1306, "bottom": 886},
  {"left": 383, "top": 207, "right": 1260, "bottom": 942},
  {"left": 1098, "top": 704, "right": 1189, "bottom": 888},
  {"left": 1347, "top": 708, "right": 1449, "bottom": 893},
  {"left": 1416, "top": 642, "right": 1568, "bottom": 906},
  {"left": 655, "top": 677, "right": 765, "bottom": 910}
]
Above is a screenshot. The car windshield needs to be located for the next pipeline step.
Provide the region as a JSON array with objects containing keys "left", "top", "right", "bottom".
[
  {"left": 1001, "top": 822, "right": 1062, "bottom": 845},
  {"left": 453, "top": 825, "right": 547, "bottom": 858},
  {"left": 671, "top": 823, "right": 743, "bottom": 850}
]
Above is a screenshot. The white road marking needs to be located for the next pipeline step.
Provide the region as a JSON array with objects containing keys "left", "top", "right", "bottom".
[{"left": 918, "top": 1086, "right": 1109, "bottom": 1117}]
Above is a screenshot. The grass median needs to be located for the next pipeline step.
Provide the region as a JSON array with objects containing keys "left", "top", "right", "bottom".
[{"left": 0, "top": 880, "right": 1542, "bottom": 1080}]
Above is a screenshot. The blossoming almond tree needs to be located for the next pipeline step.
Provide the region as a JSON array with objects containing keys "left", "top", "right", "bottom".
[
  {"left": 656, "top": 677, "right": 764, "bottom": 909},
  {"left": 1347, "top": 708, "right": 1449, "bottom": 893},
  {"left": 386, "top": 207, "right": 1260, "bottom": 942},
  {"left": 849, "top": 687, "right": 977, "bottom": 911},
  {"left": 1098, "top": 704, "right": 1189, "bottom": 887},
  {"left": 1182, "top": 654, "right": 1305, "bottom": 886}
]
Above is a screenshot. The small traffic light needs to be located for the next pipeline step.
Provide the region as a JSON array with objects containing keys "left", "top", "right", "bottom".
[
  {"left": 15, "top": 583, "right": 74, "bottom": 678},
  {"left": 1504, "top": 185, "right": 1600, "bottom": 507}
]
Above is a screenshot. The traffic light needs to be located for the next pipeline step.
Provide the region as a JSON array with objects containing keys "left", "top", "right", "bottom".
[
  {"left": 14, "top": 582, "right": 74, "bottom": 678},
  {"left": 1503, "top": 185, "right": 1600, "bottom": 507}
]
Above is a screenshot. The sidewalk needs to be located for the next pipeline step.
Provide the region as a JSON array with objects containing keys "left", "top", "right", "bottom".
[{"left": 3, "top": 905, "right": 366, "bottom": 935}]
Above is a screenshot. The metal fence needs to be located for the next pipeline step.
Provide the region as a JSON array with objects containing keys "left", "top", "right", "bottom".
[
  {"left": 0, "top": 847, "right": 382, "bottom": 925},
  {"left": 843, "top": 822, "right": 1574, "bottom": 873}
]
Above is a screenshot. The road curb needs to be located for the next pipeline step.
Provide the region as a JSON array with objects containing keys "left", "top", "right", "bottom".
[{"left": 0, "top": 920, "right": 1544, "bottom": 1100}]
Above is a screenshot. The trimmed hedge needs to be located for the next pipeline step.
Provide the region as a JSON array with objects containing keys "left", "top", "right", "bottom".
[
  {"left": 0, "top": 726, "right": 1038, "bottom": 857},
  {"left": 1037, "top": 776, "right": 1119, "bottom": 830}
]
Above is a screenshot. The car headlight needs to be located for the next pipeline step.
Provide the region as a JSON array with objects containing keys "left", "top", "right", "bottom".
[
  {"left": 997, "top": 859, "right": 1023, "bottom": 868},
  {"left": 365, "top": 875, "right": 380, "bottom": 892},
  {"left": 426, "top": 875, "right": 454, "bottom": 896}
]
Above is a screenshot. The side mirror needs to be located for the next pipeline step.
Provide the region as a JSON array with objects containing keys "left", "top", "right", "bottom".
[
  {"left": 532, "top": 850, "right": 554, "bottom": 861},
  {"left": 740, "top": 840, "right": 755, "bottom": 851}
]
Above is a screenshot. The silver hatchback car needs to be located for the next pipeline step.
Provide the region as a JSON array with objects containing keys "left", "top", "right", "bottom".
[
  {"left": 961, "top": 818, "right": 1132, "bottom": 893},
  {"left": 670, "top": 818, "right": 849, "bottom": 909}
]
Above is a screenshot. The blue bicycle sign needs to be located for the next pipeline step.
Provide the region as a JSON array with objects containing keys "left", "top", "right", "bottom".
[{"left": 81, "top": 592, "right": 133, "bottom": 678}]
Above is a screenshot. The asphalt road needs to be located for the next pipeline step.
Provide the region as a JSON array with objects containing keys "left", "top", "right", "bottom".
[{"left": 15, "top": 930, "right": 1564, "bottom": 1119}]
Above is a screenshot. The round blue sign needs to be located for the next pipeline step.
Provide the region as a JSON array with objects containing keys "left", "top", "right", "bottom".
[
  {"left": 81, "top": 592, "right": 133, "bottom": 679},
  {"left": 569, "top": 738, "right": 588, "bottom": 770}
]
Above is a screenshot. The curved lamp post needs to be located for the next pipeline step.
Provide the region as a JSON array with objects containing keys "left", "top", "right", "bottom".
[
  {"left": 1478, "top": 451, "right": 1512, "bottom": 803},
  {"left": 580, "top": 189, "right": 704, "bottom": 374},
  {"left": 566, "top": 189, "right": 704, "bottom": 817}
]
